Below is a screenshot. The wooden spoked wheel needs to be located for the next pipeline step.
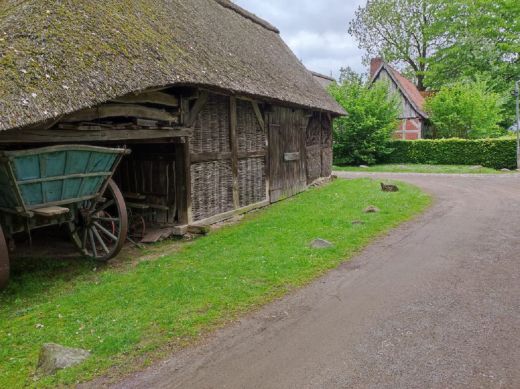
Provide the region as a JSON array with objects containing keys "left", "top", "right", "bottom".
[
  {"left": 69, "top": 179, "right": 128, "bottom": 261},
  {"left": 0, "top": 225, "right": 9, "bottom": 289}
]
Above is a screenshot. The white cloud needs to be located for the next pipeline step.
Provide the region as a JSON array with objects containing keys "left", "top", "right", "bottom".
[{"left": 234, "top": 0, "right": 366, "bottom": 79}]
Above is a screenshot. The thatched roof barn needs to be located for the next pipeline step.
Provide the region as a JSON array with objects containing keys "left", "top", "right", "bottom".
[
  {"left": 0, "top": 0, "right": 343, "bottom": 131},
  {"left": 0, "top": 0, "right": 344, "bottom": 239}
]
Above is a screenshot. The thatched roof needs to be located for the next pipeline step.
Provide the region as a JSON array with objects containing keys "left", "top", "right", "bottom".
[{"left": 0, "top": 0, "right": 344, "bottom": 131}]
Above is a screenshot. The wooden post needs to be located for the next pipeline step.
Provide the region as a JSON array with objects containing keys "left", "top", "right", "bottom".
[
  {"left": 229, "top": 97, "right": 240, "bottom": 209},
  {"left": 175, "top": 140, "right": 192, "bottom": 225}
]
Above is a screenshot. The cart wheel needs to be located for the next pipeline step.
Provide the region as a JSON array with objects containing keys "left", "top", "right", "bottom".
[
  {"left": 69, "top": 179, "right": 128, "bottom": 261},
  {"left": 0, "top": 225, "right": 9, "bottom": 289}
]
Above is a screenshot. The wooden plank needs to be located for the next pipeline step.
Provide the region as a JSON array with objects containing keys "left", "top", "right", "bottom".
[
  {"left": 190, "top": 199, "right": 269, "bottom": 227},
  {"left": 229, "top": 96, "right": 240, "bottom": 209},
  {"left": 61, "top": 104, "right": 179, "bottom": 123},
  {"left": 284, "top": 152, "right": 300, "bottom": 162},
  {"left": 186, "top": 91, "right": 209, "bottom": 127},
  {"left": 251, "top": 101, "right": 265, "bottom": 131},
  {"left": 175, "top": 141, "right": 192, "bottom": 225},
  {"left": 33, "top": 206, "right": 70, "bottom": 217},
  {"left": 190, "top": 152, "right": 232, "bottom": 163},
  {"left": 141, "top": 227, "right": 176, "bottom": 243},
  {"left": 190, "top": 150, "right": 266, "bottom": 163},
  {"left": 0, "top": 128, "right": 192, "bottom": 143},
  {"left": 111, "top": 91, "right": 179, "bottom": 107}
]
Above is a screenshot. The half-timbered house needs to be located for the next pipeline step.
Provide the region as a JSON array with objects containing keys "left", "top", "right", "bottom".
[{"left": 370, "top": 58, "right": 429, "bottom": 140}]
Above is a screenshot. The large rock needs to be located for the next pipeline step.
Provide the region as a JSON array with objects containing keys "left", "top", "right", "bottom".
[
  {"left": 36, "top": 343, "right": 90, "bottom": 376},
  {"left": 310, "top": 238, "right": 334, "bottom": 249}
]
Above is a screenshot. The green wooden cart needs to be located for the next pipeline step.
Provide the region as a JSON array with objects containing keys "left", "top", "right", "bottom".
[{"left": 0, "top": 145, "right": 130, "bottom": 289}]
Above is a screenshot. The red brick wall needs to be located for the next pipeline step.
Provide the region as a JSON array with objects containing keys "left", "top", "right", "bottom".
[{"left": 393, "top": 118, "right": 422, "bottom": 140}]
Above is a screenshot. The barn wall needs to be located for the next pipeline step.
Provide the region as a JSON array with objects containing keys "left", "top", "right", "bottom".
[
  {"left": 305, "top": 112, "right": 333, "bottom": 183},
  {"left": 189, "top": 93, "right": 267, "bottom": 222}
]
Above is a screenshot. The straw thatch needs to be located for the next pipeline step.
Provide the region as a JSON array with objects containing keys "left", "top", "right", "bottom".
[{"left": 0, "top": 0, "right": 344, "bottom": 131}]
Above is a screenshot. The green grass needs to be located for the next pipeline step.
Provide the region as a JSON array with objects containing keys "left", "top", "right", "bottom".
[
  {"left": 0, "top": 179, "right": 430, "bottom": 387},
  {"left": 334, "top": 163, "right": 513, "bottom": 174}
]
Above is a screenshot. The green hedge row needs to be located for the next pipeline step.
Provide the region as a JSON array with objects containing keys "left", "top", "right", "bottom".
[{"left": 384, "top": 138, "right": 517, "bottom": 169}]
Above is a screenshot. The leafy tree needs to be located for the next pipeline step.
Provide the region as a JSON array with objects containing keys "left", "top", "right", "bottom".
[
  {"left": 424, "top": 78, "right": 506, "bottom": 139},
  {"left": 328, "top": 78, "right": 399, "bottom": 166},
  {"left": 348, "top": 0, "right": 442, "bottom": 91},
  {"left": 426, "top": 0, "right": 520, "bottom": 124}
]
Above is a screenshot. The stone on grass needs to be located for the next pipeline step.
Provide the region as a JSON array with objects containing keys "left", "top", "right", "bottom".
[
  {"left": 352, "top": 220, "right": 365, "bottom": 225},
  {"left": 380, "top": 183, "right": 399, "bottom": 192},
  {"left": 469, "top": 165, "right": 483, "bottom": 170},
  {"left": 364, "top": 206, "right": 380, "bottom": 213},
  {"left": 310, "top": 238, "right": 334, "bottom": 249},
  {"left": 359, "top": 165, "right": 369, "bottom": 168},
  {"left": 501, "top": 168, "right": 510, "bottom": 172},
  {"left": 36, "top": 343, "right": 90, "bottom": 376}
]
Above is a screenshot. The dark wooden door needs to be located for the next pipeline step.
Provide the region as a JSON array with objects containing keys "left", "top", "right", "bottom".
[{"left": 268, "top": 106, "right": 307, "bottom": 202}]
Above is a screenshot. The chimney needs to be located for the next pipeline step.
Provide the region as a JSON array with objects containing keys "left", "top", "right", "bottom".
[{"left": 370, "top": 57, "right": 383, "bottom": 78}]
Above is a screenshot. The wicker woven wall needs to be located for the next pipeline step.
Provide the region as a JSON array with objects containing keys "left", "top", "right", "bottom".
[
  {"left": 237, "top": 99, "right": 266, "bottom": 152},
  {"left": 192, "top": 94, "right": 230, "bottom": 154},
  {"left": 236, "top": 99, "right": 267, "bottom": 207},
  {"left": 190, "top": 94, "right": 267, "bottom": 222},
  {"left": 238, "top": 157, "right": 266, "bottom": 207},
  {"left": 191, "top": 160, "right": 234, "bottom": 221}
]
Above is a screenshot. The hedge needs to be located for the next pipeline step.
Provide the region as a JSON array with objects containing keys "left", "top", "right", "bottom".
[{"left": 384, "top": 138, "right": 517, "bottom": 169}]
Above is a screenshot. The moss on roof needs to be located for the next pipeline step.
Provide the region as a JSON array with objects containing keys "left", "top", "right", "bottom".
[{"left": 0, "top": 0, "right": 344, "bottom": 131}]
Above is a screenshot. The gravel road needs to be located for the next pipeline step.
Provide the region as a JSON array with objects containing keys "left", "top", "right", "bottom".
[{"left": 107, "top": 172, "right": 520, "bottom": 389}]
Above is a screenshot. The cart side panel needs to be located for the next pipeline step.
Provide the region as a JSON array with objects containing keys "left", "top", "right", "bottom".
[
  {"left": 3, "top": 147, "right": 124, "bottom": 210},
  {"left": 0, "top": 163, "right": 19, "bottom": 209}
]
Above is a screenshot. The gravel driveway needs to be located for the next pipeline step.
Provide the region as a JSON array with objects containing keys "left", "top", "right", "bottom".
[{"left": 106, "top": 172, "right": 520, "bottom": 389}]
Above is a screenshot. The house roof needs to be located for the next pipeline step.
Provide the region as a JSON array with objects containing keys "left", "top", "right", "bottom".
[
  {"left": 371, "top": 62, "right": 428, "bottom": 119},
  {"left": 0, "top": 0, "right": 344, "bottom": 131}
]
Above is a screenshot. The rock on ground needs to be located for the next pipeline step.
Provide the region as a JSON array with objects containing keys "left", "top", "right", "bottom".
[
  {"left": 310, "top": 238, "right": 334, "bottom": 249},
  {"left": 36, "top": 343, "right": 90, "bottom": 376},
  {"left": 364, "top": 206, "right": 380, "bottom": 213}
]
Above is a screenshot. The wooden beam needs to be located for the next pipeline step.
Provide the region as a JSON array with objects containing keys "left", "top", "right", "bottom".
[
  {"left": 191, "top": 152, "right": 232, "bottom": 163},
  {"left": 229, "top": 96, "right": 240, "bottom": 209},
  {"left": 175, "top": 142, "right": 191, "bottom": 225},
  {"left": 186, "top": 91, "right": 209, "bottom": 127},
  {"left": 61, "top": 104, "right": 179, "bottom": 123},
  {"left": 251, "top": 101, "right": 265, "bottom": 131},
  {"left": 111, "top": 91, "right": 179, "bottom": 107},
  {"left": 190, "top": 200, "right": 270, "bottom": 227},
  {"left": 190, "top": 150, "right": 267, "bottom": 163},
  {"left": 0, "top": 128, "right": 192, "bottom": 143}
]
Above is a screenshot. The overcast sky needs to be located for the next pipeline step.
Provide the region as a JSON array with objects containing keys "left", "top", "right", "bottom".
[{"left": 234, "top": 0, "right": 367, "bottom": 80}]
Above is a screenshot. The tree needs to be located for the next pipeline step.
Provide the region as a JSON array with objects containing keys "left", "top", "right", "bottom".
[
  {"left": 426, "top": 0, "right": 520, "bottom": 123},
  {"left": 328, "top": 77, "right": 400, "bottom": 166},
  {"left": 424, "top": 78, "right": 505, "bottom": 139},
  {"left": 348, "top": 0, "right": 442, "bottom": 91}
]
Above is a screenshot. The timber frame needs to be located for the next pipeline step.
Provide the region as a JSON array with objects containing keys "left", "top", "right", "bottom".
[{"left": 0, "top": 84, "right": 334, "bottom": 238}]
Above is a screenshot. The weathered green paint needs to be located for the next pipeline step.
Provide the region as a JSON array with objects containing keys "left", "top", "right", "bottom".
[{"left": 0, "top": 145, "right": 128, "bottom": 211}]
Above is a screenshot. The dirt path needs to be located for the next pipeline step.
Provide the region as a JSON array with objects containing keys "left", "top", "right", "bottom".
[{"left": 108, "top": 173, "right": 520, "bottom": 388}]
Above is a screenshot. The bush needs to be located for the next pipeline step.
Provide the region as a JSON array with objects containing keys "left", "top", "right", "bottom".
[
  {"left": 384, "top": 138, "right": 517, "bottom": 169},
  {"left": 328, "top": 77, "right": 399, "bottom": 166},
  {"left": 424, "top": 79, "right": 505, "bottom": 139}
]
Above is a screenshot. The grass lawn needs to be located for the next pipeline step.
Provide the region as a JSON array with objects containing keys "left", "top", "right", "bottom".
[
  {"left": 0, "top": 179, "right": 430, "bottom": 387},
  {"left": 334, "top": 163, "right": 513, "bottom": 174}
]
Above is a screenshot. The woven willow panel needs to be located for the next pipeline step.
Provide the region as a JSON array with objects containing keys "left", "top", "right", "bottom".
[
  {"left": 191, "top": 160, "right": 234, "bottom": 221},
  {"left": 238, "top": 157, "right": 267, "bottom": 207},
  {"left": 192, "top": 94, "right": 231, "bottom": 154},
  {"left": 237, "top": 99, "right": 266, "bottom": 153}
]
